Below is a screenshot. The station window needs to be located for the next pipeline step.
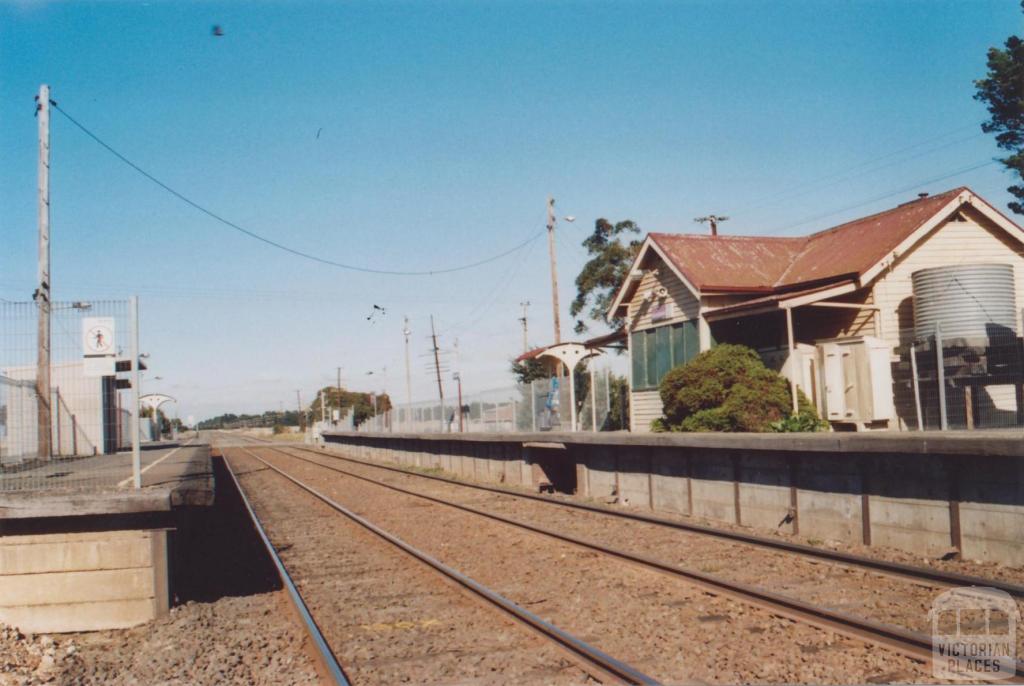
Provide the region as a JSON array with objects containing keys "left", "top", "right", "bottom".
[{"left": 630, "top": 320, "right": 699, "bottom": 391}]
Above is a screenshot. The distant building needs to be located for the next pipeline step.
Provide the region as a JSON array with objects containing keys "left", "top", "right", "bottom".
[
  {"left": 607, "top": 187, "right": 1024, "bottom": 431},
  {"left": 1, "top": 361, "right": 131, "bottom": 464}
]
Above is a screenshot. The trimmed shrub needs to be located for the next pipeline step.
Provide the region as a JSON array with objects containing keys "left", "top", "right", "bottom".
[{"left": 655, "top": 344, "right": 824, "bottom": 433}]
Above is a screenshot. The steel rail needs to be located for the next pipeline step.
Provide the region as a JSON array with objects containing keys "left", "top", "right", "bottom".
[
  {"left": 233, "top": 446, "right": 660, "bottom": 686},
  {"left": 281, "top": 438, "right": 1024, "bottom": 598},
  {"left": 219, "top": 450, "right": 351, "bottom": 686},
  {"left": 259, "top": 443, "right": 1024, "bottom": 678}
]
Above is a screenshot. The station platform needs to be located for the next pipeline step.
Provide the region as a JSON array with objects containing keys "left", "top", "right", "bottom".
[
  {"left": 0, "top": 439, "right": 213, "bottom": 523},
  {"left": 0, "top": 437, "right": 214, "bottom": 633}
]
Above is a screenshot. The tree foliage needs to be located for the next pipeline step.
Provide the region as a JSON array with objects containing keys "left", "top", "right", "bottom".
[
  {"left": 197, "top": 410, "right": 301, "bottom": 430},
  {"left": 510, "top": 356, "right": 549, "bottom": 384},
  {"left": 975, "top": 4, "right": 1024, "bottom": 214},
  {"left": 570, "top": 218, "right": 643, "bottom": 334},
  {"left": 311, "top": 387, "right": 391, "bottom": 427},
  {"left": 654, "top": 344, "right": 824, "bottom": 433}
]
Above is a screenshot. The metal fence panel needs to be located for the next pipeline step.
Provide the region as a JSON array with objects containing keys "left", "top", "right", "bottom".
[
  {"left": 363, "top": 363, "right": 619, "bottom": 434},
  {"left": 1, "top": 300, "right": 138, "bottom": 492},
  {"left": 899, "top": 325, "right": 1024, "bottom": 432}
]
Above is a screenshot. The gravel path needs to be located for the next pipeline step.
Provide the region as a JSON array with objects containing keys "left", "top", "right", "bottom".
[
  {"left": 275, "top": 443, "right": 1024, "bottom": 657},
  {"left": 227, "top": 449, "right": 593, "bottom": 686},
  {"left": 244, "top": 444, "right": 934, "bottom": 685}
]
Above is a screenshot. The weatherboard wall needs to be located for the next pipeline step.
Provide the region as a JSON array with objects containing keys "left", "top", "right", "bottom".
[{"left": 625, "top": 251, "right": 701, "bottom": 432}]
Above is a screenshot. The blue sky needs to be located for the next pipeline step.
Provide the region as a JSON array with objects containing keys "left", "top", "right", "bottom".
[{"left": 1, "top": 0, "right": 1019, "bottom": 420}]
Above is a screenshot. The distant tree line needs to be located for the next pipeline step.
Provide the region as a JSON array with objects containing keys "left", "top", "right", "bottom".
[
  {"left": 197, "top": 410, "right": 302, "bottom": 430},
  {"left": 197, "top": 387, "right": 393, "bottom": 431}
]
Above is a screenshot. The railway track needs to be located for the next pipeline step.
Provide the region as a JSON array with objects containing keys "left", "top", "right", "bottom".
[
  {"left": 222, "top": 442, "right": 659, "bottom": 685},
  {"left": 220, "top": 450, "right": 351, "bottom": 686},
  {"left": 242, "top": 438, "right": 1024, "bottom": 680},
  {"left": 278, "top": 437, "right": 1024, "bottom": 599}
]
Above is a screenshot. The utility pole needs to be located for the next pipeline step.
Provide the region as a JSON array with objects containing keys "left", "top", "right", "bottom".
[
  {"left": 35, "top": 84, "right": 52, "bottom": 460},
  {"left": 336, "top": 366, "right": 343, "bottom": 424},
  {"left": 454, "top": 338, "right": 463, "bottom": 432},
  {"left": 295, "top": 390, "right": 302, "bottom": 429},
  {"left": 430, "top": 315, "right": 445, "bottom": 432},
  {"left": 402, "top": 317, "right": 412, "bottom": 428},
  {"left": 547, "top": 196, "right": 561, "bottom": 344},
  {"left": 694, "top": 214, "right": 729, "bottom": 236},
  {"left": 518, "top": 301, "right": 530, "bottom": 353}
]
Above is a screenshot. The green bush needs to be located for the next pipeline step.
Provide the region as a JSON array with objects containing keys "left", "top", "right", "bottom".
[
  {"left": 272, "top": 423, "right": 288, "bottom": 435},
  {"left": 656, "top": 344, "right": 825, "bottom": 433}
]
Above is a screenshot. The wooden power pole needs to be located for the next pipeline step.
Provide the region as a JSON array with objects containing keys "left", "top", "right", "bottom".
[
  {"left": 402, "top": 317, "right": 412, "bottom": 415},
  {"left": 546, "top": 196, "right": 561, "bottom": 344},
  {"left": 336, "top": 366, "right": 343, "bottom": 423},
  {"left": 430, "top": 315, "right": 445, "bottom": 432},
  {"left": 36, "top": 84, "right": 52, "bottom": 460},
  {"left": 519, "top": 301, "right": 530, "bottom": 353}
]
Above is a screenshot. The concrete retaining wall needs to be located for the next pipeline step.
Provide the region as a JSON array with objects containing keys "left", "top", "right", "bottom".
[
  {"left": 0, "top": 529, "right": 170, "bottom": 632},
  {"left": 322, "top": 430, "right": 1024, "bottom": 568}
]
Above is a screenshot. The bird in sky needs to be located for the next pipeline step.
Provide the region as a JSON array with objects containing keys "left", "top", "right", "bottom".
[{"left": 212, "top": 25, "right": 224, "bottom": 37}]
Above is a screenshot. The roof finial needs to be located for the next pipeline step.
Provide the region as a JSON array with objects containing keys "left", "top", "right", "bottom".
[{"left": 694, "top": 215, "right": 729, "bottom": 236}]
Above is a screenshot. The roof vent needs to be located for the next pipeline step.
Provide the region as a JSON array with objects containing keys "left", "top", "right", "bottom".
[{"left": 917, "top": 192, "right": 929, "bottom": 199}]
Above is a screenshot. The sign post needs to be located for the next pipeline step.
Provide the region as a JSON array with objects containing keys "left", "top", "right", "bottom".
[{"left": 130, "top": 297, "right": 141, "bottom": 489}]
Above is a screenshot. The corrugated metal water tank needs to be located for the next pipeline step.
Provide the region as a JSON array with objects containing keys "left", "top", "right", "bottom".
[{"left": 912, "top": 263, "right": 1017, "bottom": 342}]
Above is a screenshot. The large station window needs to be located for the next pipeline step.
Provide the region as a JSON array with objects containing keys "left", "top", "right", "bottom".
[{"left": 631, "top": 320, "right": 699, "bottom": 391}]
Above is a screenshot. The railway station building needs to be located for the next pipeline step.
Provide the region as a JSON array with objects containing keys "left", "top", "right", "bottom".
[{"left": 606, "top": 187, "right": 1024, "bottom": 432}]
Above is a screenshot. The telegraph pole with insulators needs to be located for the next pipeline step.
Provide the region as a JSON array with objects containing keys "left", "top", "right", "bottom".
[
  {"left": 519, "top": 301, "right": 530, "bottom": 353},
  {"left": 547, "top": 197, "right": 561, "bottom": 344},
  {"left": 694, "top": 214, "right": 729, "bottom": 236}
]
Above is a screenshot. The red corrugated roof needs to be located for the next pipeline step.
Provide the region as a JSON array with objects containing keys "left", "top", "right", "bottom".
[
  {"left": 650, "top": 233, "right": 805, "bottom": 292},
  {"left": 649, "top": 187, "right": 970, "bottom": 294}
]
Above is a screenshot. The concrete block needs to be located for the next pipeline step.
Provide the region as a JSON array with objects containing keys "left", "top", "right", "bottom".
[
  {"left": 871, "top": 496, "right": 952, "bottom": 555},
  {"left": 487, "top": 444, "right": 505, "bottom": 484},
  {"left": 616, "top": 449, "right": 651, "bottom": 508},
  {"left": 690, "top": 451, "right": 737, "bottom": 524},
  {"left": 870, "top": 455, "right": 953, "bottom": 555},
  {"left": 0, "top": 599, "right": 159, "bottom": 634},
  {"left": 0, "top": 531, "right": 153, "bottom": 575},
  {"left": 0, "top": 529, "right": 168, "bottom": 633},
  {"left": 651, "top": 448, "right": 689, "bottom": 515},
  {"left": 960, "top": 502, "right": 1024, "bottom": 566},
  {"left": 586, "top": 446, "right": 616, "bottom": 499},
  {"left": 737, "top": 452, "right": 793, "bottom": 532},
  {"left": 500, "top": 444, "right": 520, "bottom": 486},
  {"left": 798, "top": 489, "right": 863, "bottom": 544}
]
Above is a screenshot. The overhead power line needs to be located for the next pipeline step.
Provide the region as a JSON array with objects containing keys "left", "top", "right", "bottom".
[
  {"left": 769, "top": 159, "right": 998, "bottom": 234},
  {"left": 52, "top": 103, "right": 543, "bottom": 276}
]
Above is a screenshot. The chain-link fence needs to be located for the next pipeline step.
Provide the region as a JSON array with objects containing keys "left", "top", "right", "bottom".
[
  {"left": 356, "top": 366, "right": 621, "bottom": 434},
  {"left": 894, "top": 326, "right": 1024, "bottom": 431},
  {"left": 1, "top": 299, "right": 140, "bottom": 492}
]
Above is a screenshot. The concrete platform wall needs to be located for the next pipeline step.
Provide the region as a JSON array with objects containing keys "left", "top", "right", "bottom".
[
  {"left": 0, "top": 529, "right": 170, "bottom": 633},
  {"left": 321, "top": 432, "right": 1024, "bottom": 567}
]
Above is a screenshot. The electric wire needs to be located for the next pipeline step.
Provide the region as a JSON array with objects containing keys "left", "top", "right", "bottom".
[
  {"left": 734, "top": 131, "right": 985, "bottom": 219},
  {"left": 51, "top": 103, "right": 543, "bottom": 276},
  {"left": 767, "top": 159, "right": 998, "bottom": 235}
]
